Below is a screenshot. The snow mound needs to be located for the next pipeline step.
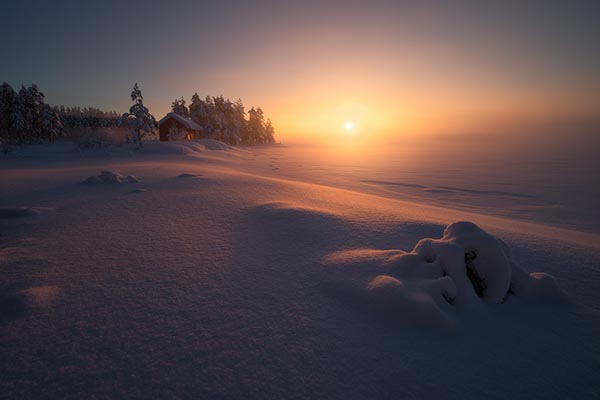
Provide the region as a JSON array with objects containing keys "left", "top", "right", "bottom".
[
  {"left": 251, "top": 202, "right": 344, "bottom": 228},
  {"left": 323, "top": 221, "right": 568, "bottom": 329},
  {"left": 138, "top": 139, "right": 233, "bottom": 155},
  {"left": 247, "top": 202, "right": 348, "bottom": 243},
  {"left": 0, "top": 293, "right": 27, "bottom": 322},
  {"left": 367, "top": 274, "right": 458, "bottom": 330},
  {"left": 140, "top": 141, "right": 206, "bottom": 155},
  {"left": 20, "top": 286, "right": 61, "bottom": 308},
  {"left": 0, "top": 286, "right": 61, "bottom": 322},
  {"left": 0, "top": 207, "right": 39, "bottom": 219},
  {"left": 195, "top": 139, "right": 234, "bottom": 151},
  {"left": 176, "top": 173, "right": 203, "bottom": 179},
  {"left": 82, "top": 171, "right": 139, "bottom": 184}
]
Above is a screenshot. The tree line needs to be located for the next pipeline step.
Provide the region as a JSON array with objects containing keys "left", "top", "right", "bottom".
[
  {"left": 170, "top": 94, "right": 275, "bottom": 145},
  {"left": 0, "top": 82, "right": 155, "bottom": 150},
  {"left": 0, "top": 81, "right": 276, "bottom": 150},
  {"left": 0, "top": 82, "right": 63, "bottom": 148},
  {"left": 55, "top": 106, "right": 121, "bottom": 129}
]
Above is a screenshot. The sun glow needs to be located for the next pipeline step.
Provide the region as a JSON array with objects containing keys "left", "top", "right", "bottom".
[{"left": 344, "top": 120, "right": 354, "bottom": 132}]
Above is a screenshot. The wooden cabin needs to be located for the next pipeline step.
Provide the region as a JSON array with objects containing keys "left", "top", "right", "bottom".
[{"left": 158, "top": 112, "right": 203, "bottom": 141}]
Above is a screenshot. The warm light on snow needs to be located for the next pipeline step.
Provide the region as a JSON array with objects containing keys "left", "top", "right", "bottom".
[{"left": 1, "top": 140, "right": 598, "bottom": 399}]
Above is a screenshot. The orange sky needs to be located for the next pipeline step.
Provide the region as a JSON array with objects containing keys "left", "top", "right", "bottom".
[{"left": 3, "top": 1, "right": 599, "bottom": 143}]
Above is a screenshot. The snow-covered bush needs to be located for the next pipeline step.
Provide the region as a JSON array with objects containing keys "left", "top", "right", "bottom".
[
  {"left": 386, "top": 221, "right": 568, "bottom": 305},
  {"left": 324, "top": 221, "right": 568, "bottom": 329}
]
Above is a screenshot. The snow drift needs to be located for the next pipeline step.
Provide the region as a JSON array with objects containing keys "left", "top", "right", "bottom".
[
  {"left": 0, "top": 207, "right": 52, "bottom": 219},
  {"left": 176, "top": 173, "right": 204, "bottom": 179},
  {"left": 2, "top": 142, "right": 598, "bottom": 399},
  {"left": 82, "top": 171, "right": 139, "bottom": 184},
  {"left": 323, "top": 221, "right": 568, "bottom": 328},
  {"left": 0, "top": 207, "right": 38, "bottom": 219},
  {"left": 138, "top": 139, "right": 234, "bottom": 155}
]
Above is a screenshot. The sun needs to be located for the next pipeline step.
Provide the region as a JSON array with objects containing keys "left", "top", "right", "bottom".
[{"left": 343, "top": 120, "right": 354, "bottom": 132}]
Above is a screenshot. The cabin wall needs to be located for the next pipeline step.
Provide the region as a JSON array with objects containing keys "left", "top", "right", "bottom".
[
  {"left": 187, "top": 131, "right": 202, "bottom": 140},
  {"left": 159, "top": 117, "right": 203, "bottom": 141},
  {"left": 159, "top": 118, "right": 178, "bottom": 141}
]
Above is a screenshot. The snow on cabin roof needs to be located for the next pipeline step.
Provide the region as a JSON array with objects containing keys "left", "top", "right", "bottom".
[{"left": 158, "top": 112, "right": 202, "bottom": 131}]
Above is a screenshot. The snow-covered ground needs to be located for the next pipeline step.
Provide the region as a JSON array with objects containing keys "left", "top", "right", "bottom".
[{"left": 1, "top": 138, "right": 599, "bottom": 399}]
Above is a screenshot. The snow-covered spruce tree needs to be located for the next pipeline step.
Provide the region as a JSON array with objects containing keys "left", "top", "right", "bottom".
[
  {"left": 213, "top": 95, "right": 243, "bottom": 143},
  {"left": 41, "top": 104, "right": 64, "bottom": 143},
  {"left": 0, "top": 82, "right": 18, "bottom": 148},
  {"left": 246, "top": 107, "right": 266, "bottom": 144},
  {"left": 187, "top": 93, "right": 274, "bottom": 145},
  {"left": 211, "top": 95, "right": 225, "bottom": 141},
  {"left": 220, "top": 97, "right": 244, "bottom": 145},
  {"left": 16, "top": 84, "right": 48, "bottom": 144},
  {"left": 189, "top": 93, "right": 213, "bottom": 135},
  {"left": 122, "top": 83, "right": 157, "bottom": 148},
  {"left": 222, "top": 97, "right": 245, "bottom": 145},
  {"left": 1, "top": 83, "right": 65, "bottom": 149},
  {"left": 56, "top": 106, "right": 120, "bottom": 129},
  {"left": 171, "top": 97, "right": 189, "bottom": 118},
  {"left": 14, "top": 86, "right": 33, "bottom": 144},
  {"left": 232, "top": 98, "right": 247, "bottom": 143},
  {"left": 264, "top": 118, "right": 275, "bottom": 144}
]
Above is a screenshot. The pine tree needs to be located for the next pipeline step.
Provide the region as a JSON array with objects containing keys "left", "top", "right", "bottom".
[
  {"left": 122, "top": 83, "right": 157, "bottom": 148},
  {"left": 189, "top": 93, "right": 212, "bottom": 136},
  {"left": 0, "top": 82, "right": 17, "bottom": 147},
  {"left": 41, "top": 104, "right": 63, "bottom": 143},
  {"left": 231, "top": 98, "right": 246, "bottom": 145},
  {"left": 171, "top": 97, "right": 189, "bottom": 118},
  {"left": 246, "top": 107, "right": 266, "bottom": 144},
  {"left": 56, "top": 105, "right": 120, "bottom": 129},
  {"left": 10, "top": 84, "right": 46, "bottom": 144},
  {"left": 186, "top": 92, "right": 275, "bottom": 145},
  {"left": 14, "top": 86, "right": 32, "bottom": 144},
  {"left": 264, "top": 118, "right": 275, "bottom": 144},
  {"left": 27, "top": 84, "right": 46, "bottom": 142}
]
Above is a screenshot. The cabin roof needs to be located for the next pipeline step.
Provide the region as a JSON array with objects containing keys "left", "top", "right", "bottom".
[{"left": 158, "top": 112, "right": 202, "bottom": 131}]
